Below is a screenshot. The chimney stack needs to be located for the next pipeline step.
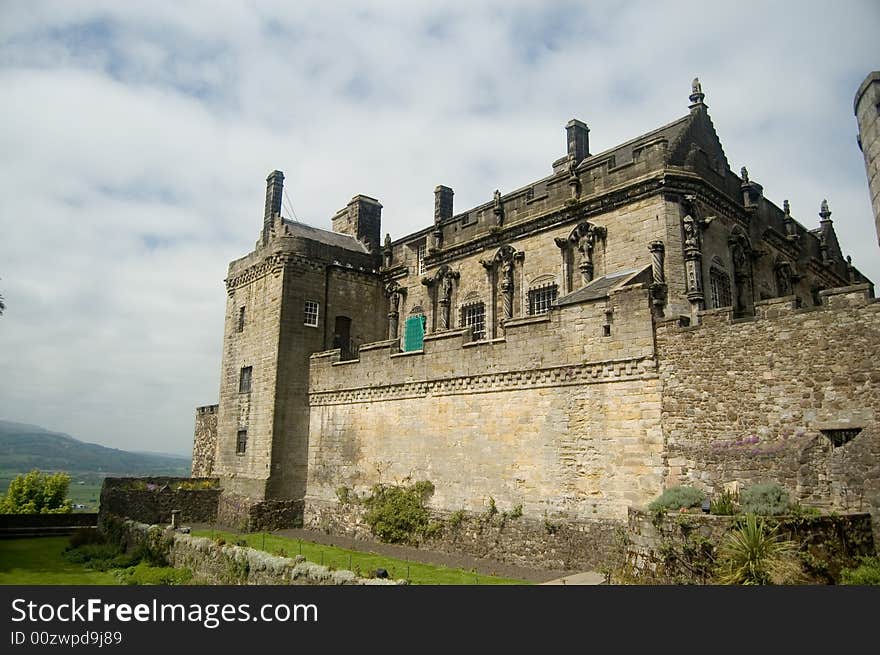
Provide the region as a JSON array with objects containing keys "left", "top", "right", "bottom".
[
  {"left": 434, "top": 185, "right": 454, "bottom": 224},
  {"left": 566, "top": 119, "right": 590, "bottom": 166},
  {"left": 263, "top": 170, "right": 284, "bottom": 245}
]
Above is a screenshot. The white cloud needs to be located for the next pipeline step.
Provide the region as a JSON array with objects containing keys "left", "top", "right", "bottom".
[{"left": 0, "top": 1, "right": 877, "bottom": 455}]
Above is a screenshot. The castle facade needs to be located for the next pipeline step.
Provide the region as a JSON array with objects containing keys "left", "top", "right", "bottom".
[{"left": 193, "top": 81, "right": 879, "bottom": 565}]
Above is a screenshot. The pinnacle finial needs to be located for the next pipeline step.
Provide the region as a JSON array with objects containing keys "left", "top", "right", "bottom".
[
  {"left": 689, "top": 77, "right": 705, "bottom": 107},
  {"left": 819, "top": 199, "right": 832, "bottom": 222}
]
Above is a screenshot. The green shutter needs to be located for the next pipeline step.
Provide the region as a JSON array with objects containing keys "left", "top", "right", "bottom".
[{"left": 403, "top": 315, "right": 425, "bottom": 352}]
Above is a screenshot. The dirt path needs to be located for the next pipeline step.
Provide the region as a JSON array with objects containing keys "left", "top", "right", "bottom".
[{"left": 191, "top": 524, "right": 576, "bottom": 583}]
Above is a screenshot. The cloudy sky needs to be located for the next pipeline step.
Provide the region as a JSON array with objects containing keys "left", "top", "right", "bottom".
[{"left": 1, "top": 1, "right": 877, "bottom": 456}]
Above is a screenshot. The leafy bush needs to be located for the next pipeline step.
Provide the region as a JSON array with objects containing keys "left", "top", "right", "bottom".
[
  {"left": 0, "top": 470, "right": 72, "bottom": 514},
  {"left": 740, "top": 483, "right": 792, "bottom": 516},
  {"left": 117, "top": 563, "right": 192, "bottom": 586},
  {"left": 715, "top": 514, "right": 804, "bottom": 585},
  {"left": 648, "top": 486, "right": 706, "bottom": 512},
  {"left": 839, "top": 556, "right": 880, "bottom": 585},
  {"left": 363, "top": 480, "right": 434, "bottom": 544}
]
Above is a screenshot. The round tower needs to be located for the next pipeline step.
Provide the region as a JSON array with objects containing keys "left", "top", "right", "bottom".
[{"left": 855, "top": 71, "right": 880, "bottom": 246}]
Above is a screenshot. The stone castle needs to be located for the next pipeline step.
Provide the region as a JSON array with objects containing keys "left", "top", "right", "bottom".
[{"left": 192, "top": 80, "right": 880, "bottom": 567}]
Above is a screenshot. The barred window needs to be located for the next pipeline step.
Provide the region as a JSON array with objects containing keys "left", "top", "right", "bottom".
[
  {"left": 237, "top": 306, "right": 245, "bottom": 333},
  {"left": 710, "top": 269, "right": 732, "bottom": 309},
  {"left": 239, "top": 366, "right": 252, "bottom": 394},
  {"left": 461, "top": 302, "right": 486, "bottom": 341},
  {"left": 304, "top": 300, "right": 319, "bottom": 327},
  {"left": 417, "top": 242, "right": 427, "bottom": 275},
  {"left": 236, "top": 429, "right": 248, "bottom": 455},
  {"left": 528, "top": 283, "right": 558, "bottom": 315}
]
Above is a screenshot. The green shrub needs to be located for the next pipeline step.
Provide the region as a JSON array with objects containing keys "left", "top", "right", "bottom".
[
  {"left": 363, "top": 481, "right": 435, "bottom": 544},
  {"left": 0, "top": 470, "right": 72, "bottom": 514},
  {"left": 839, "top": 556, "right": 880, "bottom": 585},
  {"left": 740, "top": 483, "right": 792, "bottom": 516},
  {"left": 448, "top": 510, "right": 466, "bottom": 529},
  {"left": 710, "top": 489, "right": 738, "bottom": 515},
  {"left": 648, "top": 486, "right": 706, "bottom": 512},
  {"left": 117, "top": 563, "right": 193, "bottom": 586},
  {"left": 715, "top": 514, "right": 804, "bottom": 585}
]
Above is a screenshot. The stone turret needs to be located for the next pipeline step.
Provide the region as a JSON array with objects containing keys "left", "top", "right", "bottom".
[{"left": 854, "top": 71, "right": 880, "bottom": 246}]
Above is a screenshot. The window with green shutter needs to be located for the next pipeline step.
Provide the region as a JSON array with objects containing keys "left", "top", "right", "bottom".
[{"left": 403, "top": 314, "right": 426, "bottom": 351}]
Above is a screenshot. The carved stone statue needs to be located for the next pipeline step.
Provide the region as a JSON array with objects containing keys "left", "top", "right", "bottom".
[
  {"left": 441, "top": 274, "right": 453, "bottom": 302},
  {"left": 682, "top": 215, "right": 698, "bottom": 249},
  {"left": 501, "top": 258, "right": 513, "bottom": 289},
  {"left": 741, "top": 166, "right": 749, "bottom": 183}
]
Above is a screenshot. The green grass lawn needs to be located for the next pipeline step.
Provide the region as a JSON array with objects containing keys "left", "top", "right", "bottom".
[
  {"left": 0, "top": 537, "right": 118, "bottom": 585},
  {"left": 192, "top": 530, "right": 529, "bottom": 585}
]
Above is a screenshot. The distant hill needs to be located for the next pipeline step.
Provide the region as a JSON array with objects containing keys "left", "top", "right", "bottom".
[{"left": 0, "top": 420, "right": 191, "bottom": 476}]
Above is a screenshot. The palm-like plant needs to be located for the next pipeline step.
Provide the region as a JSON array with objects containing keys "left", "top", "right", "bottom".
[{"left": 715, "top": 513, "right": 803, "bottom": 585}]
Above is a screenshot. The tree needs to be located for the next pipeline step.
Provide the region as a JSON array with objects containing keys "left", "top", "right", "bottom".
[{"left": 0, "top": 470, "right": 73, "bottom": 514}]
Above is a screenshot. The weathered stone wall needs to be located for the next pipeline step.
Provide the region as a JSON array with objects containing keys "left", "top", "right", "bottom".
[
  {"left": 625, "top": 508, "right": 875, "bottom": 584},
  {"left": 192, "top": 404, "right": 218, "bottom": 477},
  {"left": 306, "top": 498, "right": 625, "bottom": 572},
  {"left": 656, "top": 285, "right": 880, "bottom": 539},
  {"left": 99, "top": 477, "right": 220, "bottom": 525},
  {"left": 110, "top": 519, "right": 400, "bottom": 585},
  {"left": 216, "top": 492, "right": 303, "bottom": 532},
  {"left": 306, "top": 285, "right": 664, "bottom": 552}
]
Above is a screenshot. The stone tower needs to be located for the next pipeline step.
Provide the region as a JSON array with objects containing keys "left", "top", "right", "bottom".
[
  {"left": 855, "top": 71, "right": 880, "bottom": 246},
  {"left": 208, "top": 171, "right": 387, "bottom": 525}
]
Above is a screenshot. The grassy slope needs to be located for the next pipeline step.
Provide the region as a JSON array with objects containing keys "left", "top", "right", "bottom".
[
  {"left": 193, "top": 529, "right": 529, "bottom": 585},
  {"left": 0, "top": 537, "right": 118, "bottom": 585}
]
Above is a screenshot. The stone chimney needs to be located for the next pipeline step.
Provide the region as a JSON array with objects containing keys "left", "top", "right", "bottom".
[
  {"left": 332, "top": 195, "right": 383, "bottom": 259},
  {"left": 434, "top": 185, "right": 454, "bottom": 224},
  {"left": 263, "top": 170, "right": 284, "bottom": 245},
  {"left": 566, "top": 119, "right": 590, "bottom": 166}
]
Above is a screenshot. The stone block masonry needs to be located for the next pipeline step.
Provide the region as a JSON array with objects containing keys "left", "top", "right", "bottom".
[
  {"left": 99, "top": 477, "right": 220, "bottom": 526},
  {"left": 656, "top": 285, "right": 880, "bottom": 541},
  {"left": 192, "top": 404, "right": 217, "bottom": 477},
  {"left": 306, "top": 499, "right": 625, "bottom": 572},
  {"left": 305, "top": 284, "right": 665, "bottom": 560}
]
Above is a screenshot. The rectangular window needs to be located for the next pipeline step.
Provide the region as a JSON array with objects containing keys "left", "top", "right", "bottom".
[
  {"left": 236, "top": 429, "right": 248, "bottom": 454},
  {"left": 237, "top": 307, "right": 245, "bottom": 333},
  {"left": 528, "top": 284, "right": 558, "bottom": 315},
  {"left": 710, "top": 270, "right": 732, "bottom": 309},
  {"left": 304, "top": 300, "right": 319, "bottom": 327},
  {"left": 239, "top": 366, "right": 252, "bottom": 394},
  {"left": 461, "top": 302, "right": 486, "bottom": 341},
  {"left": 417, "top": 243, "right": 426, "bottom": 275},
  {"left": 403, "top": 314, "right": 426, "bottom": 352}
]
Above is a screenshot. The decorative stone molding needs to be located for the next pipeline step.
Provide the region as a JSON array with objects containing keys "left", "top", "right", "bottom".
[{"left": 310, "top": 356, "right": 657, "bottom": 406}]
